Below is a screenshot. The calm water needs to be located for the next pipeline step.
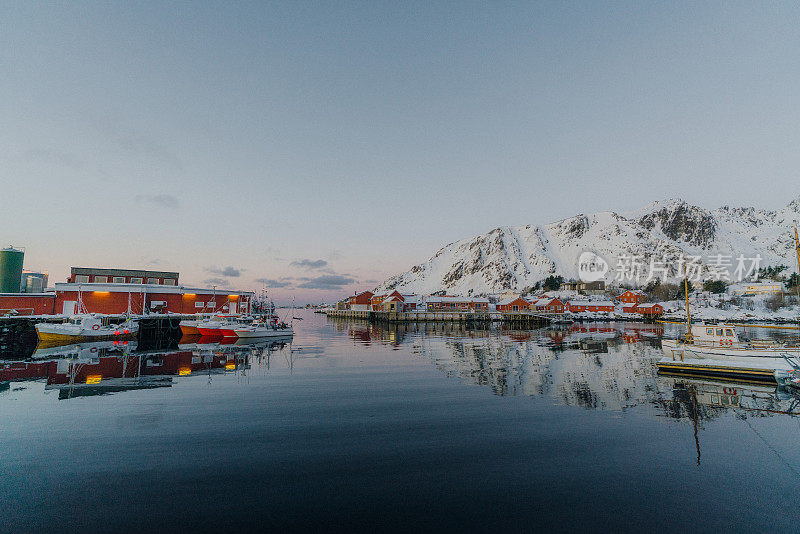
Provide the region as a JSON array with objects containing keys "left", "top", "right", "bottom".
[{"left": 2, "top": 311, "right": 800, "bottom": 532}]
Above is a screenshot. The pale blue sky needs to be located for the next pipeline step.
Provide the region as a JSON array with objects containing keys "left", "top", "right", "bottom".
[{"left": 2, "top": 2, "right": 799, "bottom": 303}]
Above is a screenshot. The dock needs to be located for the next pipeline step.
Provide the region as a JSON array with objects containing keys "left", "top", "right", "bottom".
[
  {"left": 0, "top": 314, "right": 189, "bottom": 358},
  {"left": 325, "top": 309, "right": 555, "bottom": 327}
]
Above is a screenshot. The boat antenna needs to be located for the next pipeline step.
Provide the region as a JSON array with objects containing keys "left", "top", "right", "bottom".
[{"left": 684, "top": 260, "right": 692, "bottom": 343}]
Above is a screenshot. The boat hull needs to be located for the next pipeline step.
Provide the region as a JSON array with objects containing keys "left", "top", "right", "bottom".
[
  {"left": 197, "top": 327, "right": 223, "bottom": 337},
  {"left": 35, "top": 331, "right": 137, "bottom": 343},
  {"left": 659, "top": 339, "right": 795, "bottom": 383},
  {"left": 180, "top": 324, "right": 200, "bottom": 336},
  {"left": 234, "top": 328, "right": 293, "bottom": 338}
]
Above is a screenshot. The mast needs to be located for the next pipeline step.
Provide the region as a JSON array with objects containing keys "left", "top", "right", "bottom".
[
  {"left": 794, "top": 228, "right": 800, "bottom": 331},
  {"left": 684, "top": 261, "right": 692, "bottom": 343}
]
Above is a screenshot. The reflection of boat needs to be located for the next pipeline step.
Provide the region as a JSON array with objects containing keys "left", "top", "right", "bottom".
[
  {"left": 35, "top": 314, "right": 138, "bottom": 344},
  {"left": 234, "top": 335, "right": 293, "bottom": 346},
  {"left": 33, "top": 339, "right": 136, "bottom": 359}
]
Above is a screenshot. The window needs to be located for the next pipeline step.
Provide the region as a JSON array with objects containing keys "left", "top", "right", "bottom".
[
  {"left": 147, "top": 278, "right": 159, "bottom": 284},
  {"left": 94, "top": 276, "right": 108, "bottom": 283},
  {"left": 716, "top": 329, "right": 723, "bottom": 336},
  {"left": 74, "top": 275, "right": 90, "bottom": 283},
  {"left": 113, "top": 277, "right": 126, "bottom": 283},
  {"left": 195, "top": 302, "right": 204, "bottom": 308},
  {"left": 163, "top": 279, "right": 177, "bottom": 286},
  {"left": 130, "top": 278, "right": 143, "bottom": 284},
  {"left": 707, "top": 328, "right": 714, "bottom": 335},
  {"left": 725, "top": 329, "right": 734, "bottom": 337}
]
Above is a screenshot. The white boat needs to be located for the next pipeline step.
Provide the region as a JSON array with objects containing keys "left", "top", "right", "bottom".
[
  {"left": 234, "top": 316, "right": 293, "bottom": 338},
  {"left": 35, "top": 314, "right": 139, "bottom": 344},
  {"left": 661, "top": 323, "right": 799, "bottom": 361}
]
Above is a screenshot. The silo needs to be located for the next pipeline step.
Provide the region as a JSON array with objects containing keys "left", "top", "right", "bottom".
[{"left": 0, "top": 246, "right": 24, "bottom": 293}]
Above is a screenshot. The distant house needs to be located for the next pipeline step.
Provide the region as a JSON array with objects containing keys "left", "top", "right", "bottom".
[
  {"left": 370, "top": 290, "right": 419, "bottom": 312},
  {"left": 567, "top": 300, "right": 615, "bottom": 313},
  {"left": 497, "top": 297, "right": 531, "bottom": 313},
  {"left": 560, "top": 281, "right": 606, "bottom": 294},
  {"left": 729, "top": 282, "right": 783, "bottom": 296},
  {"left": 336, "top": 290, "right": 374, "bottom": 311},
  {"left": 632, "top": 303, "right": 663, "bottom": 318},
  {"left": 426, "top": 296, "right": 489, "bottom": 312},
  {"left": 617, "top": 290, "right": 646, "bottom": 305}
]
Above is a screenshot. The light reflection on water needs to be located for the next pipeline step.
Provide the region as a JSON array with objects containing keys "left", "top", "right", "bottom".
[{"left": 2, "top": 311, "right": 800, "bottom": 531}]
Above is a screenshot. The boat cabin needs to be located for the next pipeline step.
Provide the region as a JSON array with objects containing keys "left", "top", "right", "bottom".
[{"left": 691, "top": 324, "right": 740, "bottom": 344}]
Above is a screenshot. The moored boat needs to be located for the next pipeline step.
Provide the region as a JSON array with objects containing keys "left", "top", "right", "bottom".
[{"left": 35, "top": 314, "right": 139, "bottom": 344}]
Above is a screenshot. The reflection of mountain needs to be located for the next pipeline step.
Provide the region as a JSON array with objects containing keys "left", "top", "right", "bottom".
[
  {"left": 418, "top": 329, "right": 669, "bottom": 410},
  {"left": 401, "top": 321, "right": 799, "bottom": 420},
  {"left": 0, "top": 339, "right": 289, "bottom": 400}
]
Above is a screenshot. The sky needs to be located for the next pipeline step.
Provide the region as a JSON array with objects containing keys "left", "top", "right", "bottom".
[{"left": 2, "top": 1, "right": 800, "bottom": 304}]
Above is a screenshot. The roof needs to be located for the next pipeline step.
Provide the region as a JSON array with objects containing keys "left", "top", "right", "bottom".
[
  {"left": 498, "top": 297, "right": 529, "bottom": 306},
  {"left": 581, "top": 300, "right": 615, "bottom": 307},
  {"left": 427, "top": 296, "right": 490, "bottom": 303},
  {"left": 71, "top": 267, "right": 179, "bottom": 279}
]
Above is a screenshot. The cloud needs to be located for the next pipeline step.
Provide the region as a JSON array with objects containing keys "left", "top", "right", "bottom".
[
  {"left": 203, "top": 278, "right": 228, "bottom": 286},
  {"left": 135, "top": 194, "right": 180, "bottom": 208},
  {"left": 205, "top": 266, "right": 241, "bottom": 277},
  {"left": 254, "top": 278, "right": 293, "bottom": 288},
  {"left": 296, "top": 275, "right": 356, "bottom": 290},
  {"left": 290, "top": 259, "right": 328, "bottom": 269}
]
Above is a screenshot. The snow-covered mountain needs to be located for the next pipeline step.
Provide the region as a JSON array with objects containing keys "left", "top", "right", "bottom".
[{"left": 375, "top": 198, "right": 800, "bottom": 296}]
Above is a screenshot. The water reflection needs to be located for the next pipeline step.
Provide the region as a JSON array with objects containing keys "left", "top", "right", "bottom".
[
  {"left": 329, "top": 318, "right": 800, "bottom": 421},
  {"left": 0, "top": 336, "right": 291, "bottom": 400}
]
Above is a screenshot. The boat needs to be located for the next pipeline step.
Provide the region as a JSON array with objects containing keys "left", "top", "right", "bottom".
[
  {"left": 179, "top": 316, "right": 203, "bottom": 336},
  {"left": 658, "top": 228, "right": 800, "bottom": 383},
  {"left": 35, "top": 314, "right": 139, "bottom": 344},
  {"left": 234, "top": 316, "right": 293, "bottom": 338}
]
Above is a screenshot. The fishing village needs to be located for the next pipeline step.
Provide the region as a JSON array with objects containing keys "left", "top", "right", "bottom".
[{"left": 8, "top": 3, "right": 800, "bottom": 531}]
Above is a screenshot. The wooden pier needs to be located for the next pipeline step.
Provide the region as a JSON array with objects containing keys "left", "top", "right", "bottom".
[{"left": 325, "top": 309, "right": 553, "bottom": 327}]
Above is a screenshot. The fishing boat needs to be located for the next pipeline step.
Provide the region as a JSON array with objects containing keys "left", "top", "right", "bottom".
[
  {"left": 234, "top": 317, "right": 293, "bottom": 338},
  {"left": 35, "top": 314, "right": 138, "bottom": 344}
]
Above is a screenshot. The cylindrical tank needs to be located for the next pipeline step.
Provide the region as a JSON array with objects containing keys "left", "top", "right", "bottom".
[{"left": 0, "top": 246, "right": 24, "bottom": 293}]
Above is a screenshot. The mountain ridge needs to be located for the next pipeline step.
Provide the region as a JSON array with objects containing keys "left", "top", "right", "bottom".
[{"left": 374, "top": 197, "right": 800, "bottom": 296}]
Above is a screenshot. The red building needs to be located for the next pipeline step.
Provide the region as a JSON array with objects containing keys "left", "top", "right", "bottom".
[
  {"left": 0, "top": 283, "right": 251, "bottom": 316},
  {"left": 566, "top": 300, "right": 615, "bottom": 313},
  {"left": 617, "top": 290, "right": 646, "bottom": 304},
  {"left": 426, "top": 296, "right": 489, "bottom": 311},
  {"left": 632, "top": 303, "right": 663, "bottom": 318},
  {"left": 533, "top": 297, "right": 565, "bottom": 313},
  {"left": 497, "top": 297, "right": 531, "bottom": 312}
]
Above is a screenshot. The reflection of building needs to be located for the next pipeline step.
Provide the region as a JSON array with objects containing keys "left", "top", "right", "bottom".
[{"left": 0, "top": 341, "right": 264, "bottom": 399}]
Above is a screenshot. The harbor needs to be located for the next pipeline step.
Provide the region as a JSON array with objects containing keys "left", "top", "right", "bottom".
[{"left": 4, "top": 310, "right": 800, "bottom": 531}]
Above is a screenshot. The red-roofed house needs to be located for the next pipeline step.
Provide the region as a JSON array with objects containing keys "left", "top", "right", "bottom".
[{"left": 497, "top": 297, "right": 531, "bottom": 313}]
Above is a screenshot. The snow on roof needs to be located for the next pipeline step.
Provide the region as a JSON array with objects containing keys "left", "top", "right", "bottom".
[
  {"left": 498, "top": 297, "right": 528, "bottom": 306},
  {"left": 427, "top": 296, "right": 489, "bottom": 303}
]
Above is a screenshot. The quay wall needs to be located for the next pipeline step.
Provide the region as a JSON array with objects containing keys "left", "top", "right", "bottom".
[{"left": 326, "top": 309, "right": 551, "bottom": 326}]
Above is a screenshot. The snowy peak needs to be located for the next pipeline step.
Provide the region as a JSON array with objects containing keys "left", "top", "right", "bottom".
[
  {"left": 635, "top": 200, "right": 717, "bottom": 248},
  {"left": 375, "top": 196, "right": 800, "bottom": 296}
]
